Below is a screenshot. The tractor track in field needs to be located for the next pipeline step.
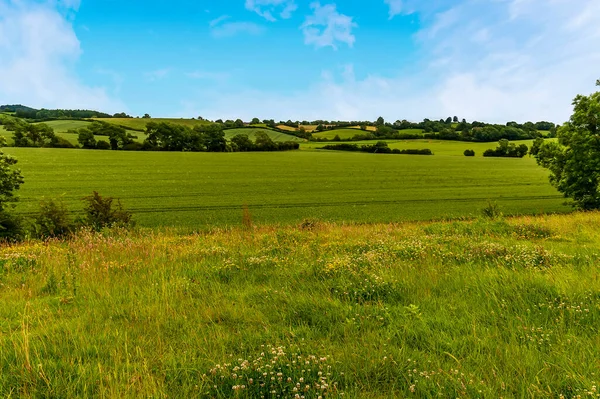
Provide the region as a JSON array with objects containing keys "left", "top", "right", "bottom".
[{"left": 16, "top": 194, "right": 564, "bottom": 216}]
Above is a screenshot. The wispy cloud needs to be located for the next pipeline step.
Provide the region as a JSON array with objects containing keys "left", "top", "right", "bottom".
[
  {"left": 245, "top": 0, "right": 297, "bottom": 22},
  {"left": 210, "top": 21, "right": 265, "bottom": 38},
  {"left": 209, "top": 15, "right": 230, "bottom": 27},
  {"left": 0, "top": 0, "right": 123, "bottom": 112},
  {"left": 190, "top": 0, "right": 600, "bottom": 123},
  {"left": 384, "top": 0, "right": 404, "bottom": 19},
  {"left": 301, "top": 2, "right": 357, "bottom": 49}
]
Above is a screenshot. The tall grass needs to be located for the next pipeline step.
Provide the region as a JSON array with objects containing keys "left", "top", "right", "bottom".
[{"left": 1, "top": 213, "right": 599, "bottom": 397}]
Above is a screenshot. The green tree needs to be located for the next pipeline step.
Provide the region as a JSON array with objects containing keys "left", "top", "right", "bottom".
[
  {"left": 0, "top": 149, "right": 24, "bottom": 210},
  {"left": 12, "top": 122, "right": 57, "bottom": 147},
  {"left": 200, "top": 124, "right": 227, "bottom": 152},
  {"left": 376, "top": 116, "right": 385, "bottom": 126},
  {"left": 78, "top": 129, "right": 97, "bottom": 149},
  {"left": 254, "top": 132, "right": 276, "bottom": 151},
  {"left": 231, "top": 134, "right": 254, "bottom": 151},
  {"left": 534, "top": 82, "right": 600, "bottom": 209}
]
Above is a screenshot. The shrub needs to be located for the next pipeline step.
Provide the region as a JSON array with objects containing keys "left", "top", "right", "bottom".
[
  {"left": 33, "top": 198, "right": 74, "bottom": 238},
  {"left": 81, "top": 191, "right": 133, "bottom": 231},
  {"left": 481, "top": 201, "right": 502, "bottom": 219},
  {"left": 464, "top": 149, "right": 475, "bottom": 156},
  {"left": 95, "top": 140, "right": 111, "bottom": 150},
  {"left": 483, "top": 139, "right": 528, "bottom": 158},
  {"left": 122, "top": 142, "right": 144, "bottom": 151},
  {"left": 0, "top": 210, "right": 24, "bottom": 241},
  {"left": 51, "top": 137, "right": 76, "bottom": 148}
]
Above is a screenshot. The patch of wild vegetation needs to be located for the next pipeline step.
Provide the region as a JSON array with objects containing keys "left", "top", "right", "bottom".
[{"left": 1, "top": 212, "right": 600, "bottom": 397}]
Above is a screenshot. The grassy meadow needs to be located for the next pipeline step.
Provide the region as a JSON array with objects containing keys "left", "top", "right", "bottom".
[
  {"left": 2, "top": 147, "right": 568, "bottom": 228},
  {"left": 1, "top": 212, "right": 600, "bottom": 397}
]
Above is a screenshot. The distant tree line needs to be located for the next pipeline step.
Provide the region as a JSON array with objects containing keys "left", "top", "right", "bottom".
[
  {"left": 75, "top": 121, "right": 299, "bottom": 153},
  {"left": 2, "top": 118, "right": 74, "bottom": 148},
  {"left": 321, "top": 142, "right": 433, "bottom": 155},
  {"left": 72, "top": 121, "right": 138, "bottom": 150},
  {"left": 0, "top": 105, "right": 132, "bottom": 121}
]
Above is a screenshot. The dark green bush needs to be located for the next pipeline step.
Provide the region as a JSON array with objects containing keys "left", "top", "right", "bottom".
[
  {"left": 81, "top": 191, "right": 134, "bottom": 231},
  {"left": 464, "top": 149, "right": 475, "bottom": 156},
  {"left": 95, "top": 140, "right": 111, "bottom": 150},
  {"left": 33, "top": 198, "right": 74, "bottom": 238},
  {"left": 0, "top": 210, "right": 24, "bottom": 241}
]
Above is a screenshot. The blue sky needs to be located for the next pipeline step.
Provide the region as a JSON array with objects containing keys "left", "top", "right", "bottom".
[{"left": 0, "top": 0, "right": 599, "bottom": 123}]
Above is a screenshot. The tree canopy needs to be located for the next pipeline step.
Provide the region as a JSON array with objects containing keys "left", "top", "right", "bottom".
[{"left": 534, "top": 82, "right": 600, "bottom": 209}]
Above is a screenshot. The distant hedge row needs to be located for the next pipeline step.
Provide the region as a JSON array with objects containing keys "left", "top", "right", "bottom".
[{"left": 321, "top": 142, "right": 433, "bottom": 155}]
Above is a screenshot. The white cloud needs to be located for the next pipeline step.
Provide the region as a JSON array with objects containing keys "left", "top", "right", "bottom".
[
  {"left": 209, "top": 15, "right": 230, "bottom": 27},
  {"left": 245, "top": 0, "right": 297, "bottom": 21},
  {"left": 211, "top": 21, "right": 265, "bottom": 38},
  {"left": 0, "top": 0, "right": 123, "bottom": 112},
  {"left": 186, "top": 0, "right": 600, "bottom": 124},
  {"left": 384, "top": 0, "right": 403, "bottom": 19},
  {"left": 420, "top": 0, "right": 600, "bottom": 122},
  {"left": 210, "top": 16, "right": 265, "bottom": 38},
  {"left": 301, "top": 2, "right": 357, "bottom": 49}
]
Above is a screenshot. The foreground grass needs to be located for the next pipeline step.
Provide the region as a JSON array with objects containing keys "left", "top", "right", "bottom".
[
  {"left": 1, "top": 213, "right": 599, "bottom": 397},
  {"left": 4, "top": 148, "right": 568, "bottom": 227}
]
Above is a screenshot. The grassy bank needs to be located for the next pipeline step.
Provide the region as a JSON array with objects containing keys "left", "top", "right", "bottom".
[{"left": 1, "top": 212, "right": 599, "bottom": 397}]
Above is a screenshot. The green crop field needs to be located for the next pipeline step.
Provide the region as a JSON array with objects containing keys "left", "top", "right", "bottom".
[
  {"left": 1, "top": 212, "right": 600, "bottom": 397},
  {"left": 224, "top": 128, "right": 304, "bottom": 143},
  {"left": 32, "top": 119, "right": 91, "bottom": 132},
  {"left": 312, "top": 128, "right": 364, "bottom": 140},
  {"left": 302, "top": 138, "right": 551, "bottom": 157},
  {"left": 2, "top": 146, "right": 568, "bottom": 228},
  {"left": 94, "top": 117, "right": 209, "bottom": 131}
]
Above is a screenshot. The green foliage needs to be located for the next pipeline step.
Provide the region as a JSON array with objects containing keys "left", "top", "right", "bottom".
[
  {"left": 73, "top": 121, "right": 133, "bottom": 150},
  {"left": 464, "top": 149, "right": 475, "bottom": 156},
  {"left": 0, "top": 151, "right": 24, "bottom": 211},
  {"left": 483, "top": 139, "right": 528, "bottom": 158},
  {"left": 81, "top": 191, "right": 133, "bottom": 231},
  {"left": 529, "top": 137, "right": 545, "bottom": 156},
  {"left": 95, "top": 140, "right": 110, "bottom": 150},
  {"left": 33, "top": 198, "right": 74, "bottom": 238},
  {"left": 535, "top": 84, "right": 600, "bottom": 209},
  {"left": 321, "top": 142, "right": 432, "bottom": 155},
  {"left": 481, "top": 200, "right": 502, "bottom": 219},
  {"left": 77, "top": 129, "right": 96, "bottom": 149},
  {"left": 12, "top": 122, "right": 58, "bottom": 147},
  {"left": 0, "top": 210, "right": 24, "bottom": 240}
]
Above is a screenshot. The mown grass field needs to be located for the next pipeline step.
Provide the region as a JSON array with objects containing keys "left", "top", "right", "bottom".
[
  {"left": 223, "top": 128, "right": 304, "bottom": 143},
  {"left": 1, "top": 213, "right": 599, "bottom": 397},
  {"left": 2, "top": 147, "right": 567, "bottom": 228}
]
